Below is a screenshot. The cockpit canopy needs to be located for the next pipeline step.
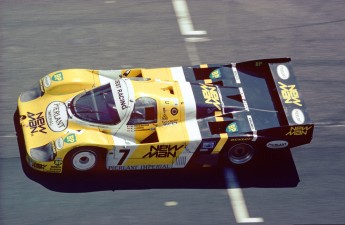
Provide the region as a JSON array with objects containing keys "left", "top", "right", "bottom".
[
  {"left": 70, "top": 81, "right": 158, "bottom": 127},
  {"left": 71, "top": 83, "right": 121, "bottom": 125}
]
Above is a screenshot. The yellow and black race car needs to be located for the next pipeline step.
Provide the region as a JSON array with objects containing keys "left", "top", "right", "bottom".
[{"left": 16, "top": 58, "right": 313, "bottom": 173}]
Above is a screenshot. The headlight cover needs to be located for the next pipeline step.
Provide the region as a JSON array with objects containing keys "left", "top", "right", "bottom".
[
  {"left": 20, "top": 82, "right": 44, "bottom": 102},
  {"left": 30, "top": 142, "right": 55, "bottom": 162}
]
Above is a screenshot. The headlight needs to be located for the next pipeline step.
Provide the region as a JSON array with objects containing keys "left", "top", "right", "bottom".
[
  {"left": 30, "top": 142, "right": 55, "bottom": 162},
  {"left": 20, "top": 82, "right": 44, "bottom": 102}
]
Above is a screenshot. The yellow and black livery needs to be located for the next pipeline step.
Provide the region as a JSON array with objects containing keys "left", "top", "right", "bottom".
[{"left": 16, "top": 58, "right": 313, "bottom": 173}]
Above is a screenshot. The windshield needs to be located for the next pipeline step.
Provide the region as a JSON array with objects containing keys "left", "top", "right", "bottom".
[{"left": 71, "top": 83, "right": 120, "bottom": 125}]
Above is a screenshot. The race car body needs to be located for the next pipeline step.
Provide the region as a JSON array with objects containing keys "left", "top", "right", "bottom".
[{"left": 16, "top": 58, "right": 313, "bottom": 173}]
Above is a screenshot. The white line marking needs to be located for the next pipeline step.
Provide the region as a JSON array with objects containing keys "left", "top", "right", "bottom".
[
  {"left": 172, "top": 0, "right": 207, "bottom": 36},
  {"left": 224, "top": 167, "right": 264, "bottom": 223},
  {"left": 314, "top": 122, "right": 345, "bottom": 127},
  {"left": 0, "top": 135, "right": 16, "bottom": 138},
  {"left": 185, "top": 37, "right": 210, "bottom": 42},
  {"left": 164, "top": 201, "right": 178, "bottom": 206}
]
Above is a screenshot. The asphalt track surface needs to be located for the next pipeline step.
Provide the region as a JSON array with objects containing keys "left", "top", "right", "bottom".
[{"left": 1, "top": 0, "right": 345, "bottom": 224}]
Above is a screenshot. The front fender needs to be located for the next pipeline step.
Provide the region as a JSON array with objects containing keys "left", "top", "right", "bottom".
[
  {"left": 42, "top": 69, "right": 97, "bottom": 95},
  {"left": 57, "top": 130, "right": 114, "bottom": 156}
]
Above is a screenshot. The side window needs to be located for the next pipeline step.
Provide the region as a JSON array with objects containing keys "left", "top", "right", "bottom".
[{"left": 127, "top": 97, "right": 157, "bottom": 125}]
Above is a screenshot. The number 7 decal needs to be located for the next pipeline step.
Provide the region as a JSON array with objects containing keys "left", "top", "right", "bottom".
[{"left": 118, "top": 149, "right": 130, "bottom": 166}]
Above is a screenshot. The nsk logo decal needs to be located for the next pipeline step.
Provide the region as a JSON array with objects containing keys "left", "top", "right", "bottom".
[
  {"left": 46, "top": 102, "right": 68, "bottom": 132},
  {"left": 209, "top": 69, "right": 221, "bottom": 79},
  {"left": 200, "top": 84, "right": 221, "bottom": 110},
  {"left": 52, "top": 72, "right": 64, "bottom": 81},
  {"left": 64, "top": 134, "right": 76, "bottom": 143},
  {"left": 266, "top": 140, "right": 289, "bottom": 149},
  {"left": 143, "top": 145, "right": 184, "bottom": 158},
  {"left": 278, "top": 82, "right": 302, "bottom": 106},
  {"left": 27, "top": 112, "right": 47, "bottom": 134},
  {"left": 226, "top": 122, "right": 238, "bottom": 133},
  {"left": 115, "top": 80, "right": 127, "bottom": 110},
  {"left": 286, "top": 126, "right": 312, "bottom": 136}
]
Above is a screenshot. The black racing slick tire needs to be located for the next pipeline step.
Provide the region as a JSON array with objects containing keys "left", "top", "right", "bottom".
[
  {"left": 63, "top": 147, "right": 106, "bottom": 173},
  {"left": 226, "top": 143, "right": 256, "bottom": 165}
]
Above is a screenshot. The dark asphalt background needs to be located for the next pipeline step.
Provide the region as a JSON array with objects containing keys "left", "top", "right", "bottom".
[{"left": 1, "top": 0, "right": 345, "bottom": 224}]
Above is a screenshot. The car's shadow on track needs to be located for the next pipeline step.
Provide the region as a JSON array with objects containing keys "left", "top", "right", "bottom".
[{"left": 14, "top": 110, "right": 299, "bottom": 193}]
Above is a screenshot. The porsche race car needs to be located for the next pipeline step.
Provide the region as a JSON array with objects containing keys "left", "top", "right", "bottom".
[{"left": 16, "top": 58, "right": 313, "bottom": 173}]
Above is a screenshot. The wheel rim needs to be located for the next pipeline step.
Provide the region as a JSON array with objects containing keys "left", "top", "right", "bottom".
[
  {"left": 228, "top": 144, "right": 255, "bottom": 165},
  {"left": 72, "top": 151, "right": 96, "bottom": 171}
]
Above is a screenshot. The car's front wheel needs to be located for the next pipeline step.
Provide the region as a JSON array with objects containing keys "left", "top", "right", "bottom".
[
  {"left": 226, "top": 143, "right": 256, "bottom": 165},
  {"left": 64, "top": 147, "right": 106, "bottom": 173}
]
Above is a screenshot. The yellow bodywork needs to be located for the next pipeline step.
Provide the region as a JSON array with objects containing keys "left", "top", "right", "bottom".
[{"left": 18, "top": 67, "right": 198, "bottom": 173}]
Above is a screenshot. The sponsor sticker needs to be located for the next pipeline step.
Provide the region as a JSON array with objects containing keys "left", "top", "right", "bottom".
[
  {"left": 200, "top": 84, "right": 222, "bottom": 110},
  {"left": 247, "top": 115, "right": 258, "bottom": 141},
  {"left": 140, "top": 164, "right": 172, "bottom": 170},
  {"left": 226, "top": 122, "right": 238, "bottom": 133},
  {"left": 278, "top": 82, "right": 302, "bottom": 106},
  {"left": 239, "top": 87, "right": 249, "bottom": 111},
  {"left": 55, "top": 137, "right": 64, "bottom": 150},
  {"left": 52, "top": 72, "right": 64, "bottom": 81},
  {"left": 209, "top": 68, "right": 221, "bottom": 79},
  {"left": 276, "top": 65, "right": 290, "bottom": 80},
  {"left": 108, "top": 165, "right": 138, "bottom": 171},
  {"left": 54, "top": 159, "right": 63, "bottom": 166},
  {"left": 266, "top": 140, "right": 289, "bottom": 149},
  {"left": 64, "top": 134, "right": 76, "bottom": 143},
  {"left": 202, "top": 141, "right": 215, "bottom": 149},
  {"left": 46, "top": 102, "right": 68, "bottom": 132},
  {"left": 32, "top": 162, "right": 47, "bottom": 170},
  {"left": 27, "top": 112, "right": 47, "bottom": 135},
  {"left": 115, "top": 80, "right": 128, "bottom": 110},
  {"left": 162, "top": 119, "right": 178, "bottom": 126},
  {"left": 231, "top": 64, "right": 241, "bottom": 84},
  {"left": 247, "top": 115, "right": 256, "bottom": 131},
  {"left": 291, "top": 108, "right": 305, "bottom": 124},
  {"left": 286, "top": 126, "right": 312, "bottom": 136},
  {"left": 43, "top": 75, "right": 52, "bottom": 88},
  {"left": 143, "top": 145, "right": 184, "bottom": 158},
  {"left": 230, "top": 137, "right": 252, "bottom": 142}
]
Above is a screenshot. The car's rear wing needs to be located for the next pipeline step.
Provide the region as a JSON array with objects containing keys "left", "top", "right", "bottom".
[{"left": 235, "top": 58, "right": 312, "bottom": 127}]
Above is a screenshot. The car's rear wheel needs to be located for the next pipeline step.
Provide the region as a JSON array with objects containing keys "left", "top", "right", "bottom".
[
  {"left": 64, "top": 147, "right": 106, "bottom": 173},
  {"left": 226, "top": 143, "right": 255, "bottom": 165}
]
